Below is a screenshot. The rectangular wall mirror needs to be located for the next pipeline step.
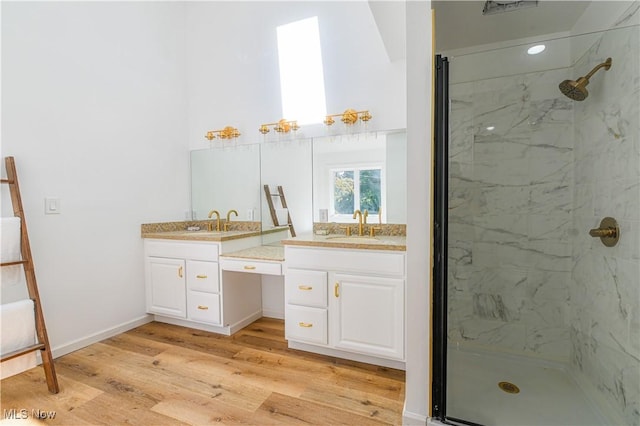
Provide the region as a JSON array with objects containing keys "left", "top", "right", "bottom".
[
  {"left": 312, "top": 130, "right": 407, "bottom": 224},
  {"left": 260, "top": 138, "right": 313, "bottom": 240},
  {"left": 190, "top": 143, "right": 261, "bottom": 222}
]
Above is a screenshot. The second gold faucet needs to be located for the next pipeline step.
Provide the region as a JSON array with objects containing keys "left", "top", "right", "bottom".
[
  {"left": 224, "top": 209, "right": 238, "bottom": 231},
  {"left": 207, "top": 209, "right": 238, "bottom": 232},
  {"left": 352, "top": 209, "right": 369, "bottom": 236}
]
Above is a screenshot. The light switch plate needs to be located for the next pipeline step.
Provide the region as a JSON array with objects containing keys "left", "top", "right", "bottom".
[{"left": 45, "top": 197, "right": 61, "bottom": 215}]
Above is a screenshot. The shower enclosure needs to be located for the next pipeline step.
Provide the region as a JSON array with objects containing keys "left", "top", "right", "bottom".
[{"left": 433, "top": 13, "right": 639, "bottom": 426}]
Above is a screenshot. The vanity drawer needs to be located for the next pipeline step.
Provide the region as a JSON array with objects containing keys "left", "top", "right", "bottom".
[
  {"left": 285, "top": 269, "right": 327, "bottom": 308},
  {"left": 145, "top": 240, "right": 219, "bottom": 261},
  {"left": 187, "top": 291, "right": 221, "bottom": 325},
  {"left": 220, "top": 258, "right": 282, "bottom": 276},
  {"left": 186, "top": 260, "right": 219, "bottom": 293},
  {"left": 285, "top": 247, "right": 405, "bottom": 277},
  {"left": 285, "top": 305, "right": 327, "bottom": 345}
]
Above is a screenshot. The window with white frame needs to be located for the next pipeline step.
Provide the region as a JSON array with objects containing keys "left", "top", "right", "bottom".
[{"left": 329, "top": 165, "right": 384, "bottom": 222}]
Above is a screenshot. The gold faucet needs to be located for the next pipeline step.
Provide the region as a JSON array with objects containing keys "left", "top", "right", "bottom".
[
  {"left": 353, "top": 209, "right": 367, "bottom": 236},
  {"left": 369, "top": 210, "right": 382, "bottom": 237},
  {"left": 207, "top": 210, "right": 221, "bottom": 232},
  {"left": 224, "top": 209, "right": 238, "bottom": 231}
]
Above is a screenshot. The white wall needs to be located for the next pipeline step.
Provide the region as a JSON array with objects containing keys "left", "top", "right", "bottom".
[
  {"left": 185, "top": 1, "right": 406, "bottom": 150},
  {"left": 405, "top": 1, "right": 433, "bottom": 423},
  {"left": 1, "top": 2, "right": 189, "bottom": 354}
]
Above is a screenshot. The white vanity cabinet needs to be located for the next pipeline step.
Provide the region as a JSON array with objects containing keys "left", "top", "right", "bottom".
[
  {"left": 284, "top": 246, "right": 405, "bottom": 367},
  {"left": 145, "top": 240, "right": 221, "bottom": 325}
]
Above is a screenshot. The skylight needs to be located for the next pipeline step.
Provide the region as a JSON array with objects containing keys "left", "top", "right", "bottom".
[{"left": 276, "top": 17, "right": 327, "bottom": 125}]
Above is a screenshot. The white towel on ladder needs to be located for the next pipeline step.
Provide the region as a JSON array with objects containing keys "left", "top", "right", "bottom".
[
  {"left": 1, "top": 217, "right": 28, "bottom": 304},
  {"left": 0, "top": 299, "right": 37, "bottom": 379}
]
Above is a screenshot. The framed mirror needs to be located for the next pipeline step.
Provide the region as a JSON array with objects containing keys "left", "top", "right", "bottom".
[
  {"left": 312, "top": 130, "right": 407, "bottom": 224},
  {"left": 190, "top": 143, "right": 261, "bottom": 222}
]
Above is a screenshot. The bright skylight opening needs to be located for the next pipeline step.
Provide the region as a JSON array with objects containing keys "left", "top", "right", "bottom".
[{"left": 277, "top": 17, "right": 327, "bottom": 125}]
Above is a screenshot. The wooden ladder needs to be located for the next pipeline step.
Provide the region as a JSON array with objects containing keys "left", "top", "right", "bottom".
[
  {"left": 1, "top": 156, "right": 59, "bottom": 393},
  {"left": 263, "top": 185, "right": 296, "bottom": 237}
]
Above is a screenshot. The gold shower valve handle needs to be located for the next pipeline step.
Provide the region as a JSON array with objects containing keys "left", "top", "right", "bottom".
[
  {"left": 589, "top": 228, "right": 616, "bottom": 238},
  {"left": 589, "top": 217, "right": 620, "bottom": 247}
]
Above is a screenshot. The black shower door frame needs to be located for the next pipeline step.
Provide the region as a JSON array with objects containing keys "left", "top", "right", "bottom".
[{"left": 431, "top": 54, "right": 483, "bottom": 426}]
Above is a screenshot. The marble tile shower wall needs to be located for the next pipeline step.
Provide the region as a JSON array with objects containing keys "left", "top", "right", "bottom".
[
  {"left": 448, "top": 67, "right": 575, "bottom": 362},
  {"left": 569, "top": 23, "right": 639, "bottom": 425}
]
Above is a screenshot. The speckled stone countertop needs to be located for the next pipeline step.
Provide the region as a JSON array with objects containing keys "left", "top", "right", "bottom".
[
  {"left": 141, "top": 222, "right": 286, "bottom": 243},
  {"left": 220, "top": 245, "right": 285, "bottom": 261},
  {"left": 141, "top": 229, "right": 261, "bottom": 242},
  {"left": 282, "top": 234, "right": 406, "bottom": 252}
]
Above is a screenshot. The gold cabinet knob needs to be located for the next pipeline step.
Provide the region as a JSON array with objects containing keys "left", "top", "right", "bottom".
[
  {"left": 298, "top": 285, "right": 313, "bottom": 291},
  {"left": 298, "top": 322, "right": 313, "bottom": 328}
]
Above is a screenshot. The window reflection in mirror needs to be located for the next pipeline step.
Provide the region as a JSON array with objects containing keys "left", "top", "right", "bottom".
[
  {"left": 313, "top": 131, "right": 406, "bottom": 224},
  {"left": 190, "top": 144, "right": 261, "bottom": 222}
]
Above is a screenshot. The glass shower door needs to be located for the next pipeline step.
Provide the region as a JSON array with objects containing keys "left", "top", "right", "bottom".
[{"left": 436, "top": 23, "right": 640, "bottom": 426}]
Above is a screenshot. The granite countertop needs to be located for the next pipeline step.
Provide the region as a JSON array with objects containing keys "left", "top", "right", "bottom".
[
  {"left": 281, "top": 234, "right": 406, "bottom": 251},
  {"left": 141, "top": 229, "right": 261, "bottom": 242},
  {"left": 220, "top": 245, "right": 285, "bottom": 262},
  {"left": 141, "top": 224, "right": 289, "bottom": 243}
]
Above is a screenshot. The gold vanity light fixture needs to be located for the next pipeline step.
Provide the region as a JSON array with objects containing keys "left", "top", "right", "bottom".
[
  {"left": 323, "top": 108, "right": 372, "bottom": 126},
  {"left": 259, "top": 119, "right": 300, "bottom": 134},
  {"left": 205, "top": 126, "right": 241, "bottom": 141}
]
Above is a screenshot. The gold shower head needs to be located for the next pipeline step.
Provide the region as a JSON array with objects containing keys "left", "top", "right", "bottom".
[{"left": 559, "top": 57, "right": 612, "bottom": 101}]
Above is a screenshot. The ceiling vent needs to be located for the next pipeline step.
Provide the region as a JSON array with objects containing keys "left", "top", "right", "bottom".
[{"left": 482, "top": 1, "right": 539, "bottom": 15}]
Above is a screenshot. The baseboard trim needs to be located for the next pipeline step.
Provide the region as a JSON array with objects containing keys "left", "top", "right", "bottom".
[
  {"left": 402, "top": 403, "right": 428, "bottom": 425},
  {"left": 261, "top": 309, "right": 284, "bottom": 320},
  {"left": 154, "top": 316, "right": 231, "bottom": 335},
  {"left": 51, "top": 314, "right": 153, "bottom": 359},
  {"left": 289, "top": 341, "right": 406, "bottom": 370},
  {"left": 228, "top": 310, "right": 263, "bottom": 334}
]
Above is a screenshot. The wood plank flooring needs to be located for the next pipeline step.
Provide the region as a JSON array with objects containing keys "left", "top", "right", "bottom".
[{"left": 1, "top": 318, "right": 405, "bottom": 425}]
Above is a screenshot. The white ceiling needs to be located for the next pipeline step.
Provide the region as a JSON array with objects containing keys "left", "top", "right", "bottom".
[{"left": 433, "top": 0, "right": 591, "bottom": 53}]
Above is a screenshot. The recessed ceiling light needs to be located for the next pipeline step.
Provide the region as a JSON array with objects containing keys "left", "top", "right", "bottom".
[
  {"left": 486, "top": 126, "right": 495, "bottom": 131},
  {"left": 527, "top": 45, "right": 546, "bottom": 55}
]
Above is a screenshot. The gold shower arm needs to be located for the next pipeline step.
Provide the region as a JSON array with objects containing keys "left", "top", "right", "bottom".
[{"left": 584, "top": 58, "right": 612, "bottom": 80}]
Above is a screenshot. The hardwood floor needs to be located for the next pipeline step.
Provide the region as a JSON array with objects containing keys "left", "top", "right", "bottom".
[{"left": 1, "top": 318, "right": 405, "bottom": 425}]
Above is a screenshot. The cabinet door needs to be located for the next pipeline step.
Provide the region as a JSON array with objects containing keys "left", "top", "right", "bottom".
[
  {"left": 146, "top": 257, "right": 186, "bottom": 318},
  {"left": 332, "top": 273, "right": 404, "bottom": 360}
]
